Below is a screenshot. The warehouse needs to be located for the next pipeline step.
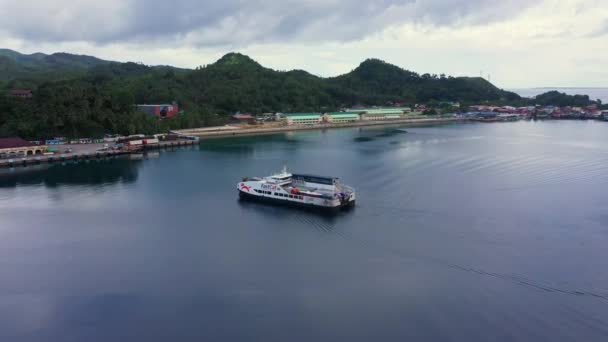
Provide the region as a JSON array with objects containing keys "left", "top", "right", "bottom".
[
  {"left": 282, "top": 113, "right": 322, "bottom": 125},
  {"left": 326, "top": 112, "right": 360, "bottom": 123},
  {"left": 362, "top": 108, "right": 409, "bottom": 121},
  {"left": 0, "top": 137, "right": 48, "bottom": 158},
  {"left": 348, "top": 107, "right": 411, "bottom": 121}
]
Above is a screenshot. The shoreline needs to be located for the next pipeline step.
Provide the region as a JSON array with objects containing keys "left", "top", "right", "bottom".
[
  {"left": 172, "top": 117, "right": 465, "bottom": 139},
  {"left": 1, "top": 117, "right": 463, "bottom": 169}
]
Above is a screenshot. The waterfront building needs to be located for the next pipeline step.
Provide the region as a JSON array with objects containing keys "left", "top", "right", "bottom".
[
  {"left": 325, "top": 112, "right": 360, "bottom": 123},
  {"left": 282, "top": 113, "right": 322, "bottom": 125},
  {"left": 283, "top": 108, "right": 415, "bottom": 125},
  {"left": 0, "top": 137, "right": 48, "bottom": 158},
  {"left": 231, "top": 113, "right": 255, "bottom": 124},
  {"left": 352, "top": 107, "right": 411, "bottom": 121}
]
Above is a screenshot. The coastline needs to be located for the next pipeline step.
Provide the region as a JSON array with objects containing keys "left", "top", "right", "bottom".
[
  {"left": 172, "top": 117, "right": 465, "bottom": 139},
  {"left": 0, "top": 117, "right": 463, "bottom": 169}
]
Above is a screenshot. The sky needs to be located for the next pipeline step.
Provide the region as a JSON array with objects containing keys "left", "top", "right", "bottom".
[{"left": 0, "top": 0, "right": 607, "bottom": 88}]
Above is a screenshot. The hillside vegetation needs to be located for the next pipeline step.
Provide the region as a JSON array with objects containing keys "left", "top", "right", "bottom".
[{"left": 0, "top": 50, "right": 554, "bottom": 139}]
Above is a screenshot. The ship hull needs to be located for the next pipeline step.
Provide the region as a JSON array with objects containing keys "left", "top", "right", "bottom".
[{"left": 238, "top": 190, "right": 354, "bottom": 212}]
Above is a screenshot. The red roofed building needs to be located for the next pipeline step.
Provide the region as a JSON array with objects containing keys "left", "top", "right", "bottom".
[
  {"left": 10, "top": 89, "right": 33, "bottom": 98},
  {"left": 231, "top": 113, "right": 255, "bottom": 124},
  {"left": 586, "top": 104, "right": 598, "bottom": 111},
  {"left": 0, "top": 137, "right": 48, "bottom": 158},
  {"left": 136, "top": 104, "right": 179, "bottom": 118}
]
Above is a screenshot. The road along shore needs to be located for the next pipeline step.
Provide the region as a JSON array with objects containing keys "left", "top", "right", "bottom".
[{"left": 173, "top": 117, "right": 465, "bottom": 139}]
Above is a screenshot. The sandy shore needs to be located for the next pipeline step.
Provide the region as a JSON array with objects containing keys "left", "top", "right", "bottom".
[{"left": 173, "top": 117, "right": 465, "bottom": 138}]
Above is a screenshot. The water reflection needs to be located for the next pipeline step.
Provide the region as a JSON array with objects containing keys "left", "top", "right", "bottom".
[
  {"left": 235, "top": 198, "right": 357, "bottom": 237},
  {"left": 0, "top": 157, "right": 143, "bottom": 188},
  {"left": 200, "top": 134, "right": 305, "bottom": 154},
  {"left": 237, "top": 197, "right": 354, "bottom": 221},
  {"left": 2, "top": 122, "right": 608, "bottom": 342}
]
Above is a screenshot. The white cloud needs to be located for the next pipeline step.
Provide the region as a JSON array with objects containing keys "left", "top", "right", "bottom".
[
  {"left": 0, "top": 0, "right": 607, "bottom": 87},
  {"left": 0, "top": 0, "right": 534, "bottom": 45}
]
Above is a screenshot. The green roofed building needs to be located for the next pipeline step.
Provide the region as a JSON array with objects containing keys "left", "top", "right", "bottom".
[
  {"left": 282, "top": 113, "right": 322, "bottom": 125},
  {"left": 326, "top": 112, "right": 360, "bottom": 123},
  {"left": 346, "top": 107, "right": 411, "bottom": 121}
]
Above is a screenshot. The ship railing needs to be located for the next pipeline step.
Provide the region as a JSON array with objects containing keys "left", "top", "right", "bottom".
[{"left": 292, "top": 179, "right": 306, "bottom": 186}]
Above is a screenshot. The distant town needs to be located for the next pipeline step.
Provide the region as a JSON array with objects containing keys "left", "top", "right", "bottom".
[{"left": 2, "top": 98, "right": 608, "bottom": 168}]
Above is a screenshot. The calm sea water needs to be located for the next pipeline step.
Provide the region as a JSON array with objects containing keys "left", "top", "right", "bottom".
[
  {"left": 1, "top": 121, "right": 608, "bottom": 341},
  {"left": 510, "top": 87, "right": 608, "bottom": 103}
]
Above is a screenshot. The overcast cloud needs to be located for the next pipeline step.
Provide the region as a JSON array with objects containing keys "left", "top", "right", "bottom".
[
  {"left": 0, "top": 0, "right": 607, "bottom": 87},
  {"left": 0, "top": 0, "right": 534, "bottom": 45}
]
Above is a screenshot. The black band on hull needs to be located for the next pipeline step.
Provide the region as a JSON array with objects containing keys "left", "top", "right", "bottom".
[{"left": 238, "top": 190, "right": 354, "bottom": 212}]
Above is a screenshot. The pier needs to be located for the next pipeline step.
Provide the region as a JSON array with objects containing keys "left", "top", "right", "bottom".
[{"left": 0, "top": 139, "right": 198, "bottom": 169}]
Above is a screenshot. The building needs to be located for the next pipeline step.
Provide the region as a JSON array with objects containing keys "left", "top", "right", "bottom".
[
  {"left": 325, "top": 112, "right": 360, "bottom": 123},
  {"left": 231, "top": 113, "right": 255, "bottom": 124},
  {"left": 257, "top": 113, "right": 278, "bottom": 122},
  {"left": 0, "top": 137, "right": 48, "bottom": 158},
  {"left": 136, "top": 103, "right": 179, "bottom": 118},
  {"left": 10, "top": 89, "right": 33, "bottom": 99},
  {"left": 45, "top": 137, "right": 67, "bottom": 145},
  {"left": 283, "top": 108, "right": 417, "bottom": 125},
  {"left": 282, "top": 113, "right": 322, "bottom": 125},
  {"left": 348, "top": 107, "right": 410, "bottom": 121}
]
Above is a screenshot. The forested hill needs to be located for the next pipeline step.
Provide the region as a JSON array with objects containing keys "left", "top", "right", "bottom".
[
  {"left": 0, "top": 49, "right": 113, "bottom": 82},
  {"left": 163, "top": 53, "right": 520, "bottom": 112},
  {"left": 0, "top": 50, "right": 522, "bottom": 139},
  {"left": 328, "top": 58, "right": 519, "bottom": 105}
]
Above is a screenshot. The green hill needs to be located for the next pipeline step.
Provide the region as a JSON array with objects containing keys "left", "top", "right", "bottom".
[
  {"left": 1, "top": 50, "right": 524, "bottom": 139},
  {"left": 328, "top": 58, "right": 520, "bottom": 104},
  {"left": 0, "top": 49, "right": 112, "bottom": 81}
]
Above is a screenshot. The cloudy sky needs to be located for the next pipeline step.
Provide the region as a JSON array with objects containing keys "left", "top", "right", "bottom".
[{"left": 1, "top": 0, "right": 607, "bottom": 87}]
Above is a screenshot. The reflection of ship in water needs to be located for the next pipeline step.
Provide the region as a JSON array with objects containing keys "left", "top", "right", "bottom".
[{"left": 0, "top": 156, "right": 143, "bottom": 188}]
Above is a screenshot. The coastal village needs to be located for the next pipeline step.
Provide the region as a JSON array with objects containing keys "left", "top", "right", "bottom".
[{"left": 2, "top": 100, "right": 608, "bottom": 168}]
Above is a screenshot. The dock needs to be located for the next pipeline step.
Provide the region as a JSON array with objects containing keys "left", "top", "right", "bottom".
[{"left": 0, "top": 139, "right": 198, "bottom": 169}]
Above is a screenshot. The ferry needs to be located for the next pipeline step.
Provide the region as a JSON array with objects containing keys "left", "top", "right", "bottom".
[{"left": 237, "top": 167, "right": 356, "bottom": 210}]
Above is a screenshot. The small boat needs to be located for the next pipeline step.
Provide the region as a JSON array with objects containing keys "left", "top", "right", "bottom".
[{"left": 237, "top": 167, "right": 356, "bottom": 210}]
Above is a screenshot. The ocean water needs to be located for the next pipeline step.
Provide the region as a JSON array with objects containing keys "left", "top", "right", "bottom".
[
  {"left": 510, "top": 87, "right": 608, "bottom": 103},
  {"left": 1, "top": 121, "right": 607, "bottom": 341}
]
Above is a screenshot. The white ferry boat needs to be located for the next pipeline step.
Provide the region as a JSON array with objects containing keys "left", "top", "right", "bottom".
[{"left": 237, "top": 167, "right": 356, "bottom": 210}]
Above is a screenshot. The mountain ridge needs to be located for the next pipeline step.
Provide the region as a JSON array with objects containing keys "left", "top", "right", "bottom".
[
  {"left": 1, "top": 48, "right": 511, "bottom": 92},
  {"left": 0, "top": 48, "right": 526, "bottom": 139}
]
